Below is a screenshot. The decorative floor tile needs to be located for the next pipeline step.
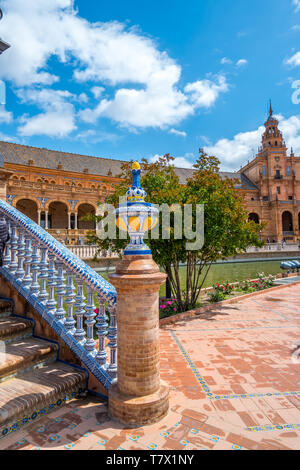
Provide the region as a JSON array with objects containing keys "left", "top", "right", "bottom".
[{"left": 1, "top": 284, "right": 300, "bottom": 451}]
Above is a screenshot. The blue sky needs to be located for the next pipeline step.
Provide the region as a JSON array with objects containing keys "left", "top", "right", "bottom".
[{"left": 0, "top": 0, "right": 300, "bottom": 171}]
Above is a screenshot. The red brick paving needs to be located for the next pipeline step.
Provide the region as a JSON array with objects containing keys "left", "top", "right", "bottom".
[{"left": 0, "top": 283, "right": 300, "bottom": 450}]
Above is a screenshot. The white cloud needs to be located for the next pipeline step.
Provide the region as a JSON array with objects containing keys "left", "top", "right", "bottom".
[
  {"left": 293, "top": 0, "right": 300, "bottom": 12},
  {"left": 0, "top": 132, "right": 15, "bottom": 142},
  {"left": 169, "top": 128, "right": 187, "bottom": 137},
  {"left": 150, "top": 153, "right": 194, "bottom": 169},
  {"left": 78, "top": 93, "right": 89, "bottom": 103},
  {"left": 204, "top": 114, "right": 300, "bottom": 171},
  {"left": 91, "top": 87, "right": 105, "bottom": 99},
  {"left": 236, "top": 59, "right": 248, "bottom": 67},
  {"left": 184, "top": 75, "right": 229, "bottom": 109},
  {"left": 291, "top": 24, "right": 300, "bottom": 30},
  {"left": 81, "top": 74, "right": 228, "bottom": 128},
  {"left": 286, "top": 51, "right": 300, "bottom": 66},
  {"left": 17, "top": 88, "right": 76, "bottom": 137},
  {"left": 220, "top": 57, "right": 232, "bottom": 65},
  {"left": 0, "top": 106, "right": 13, "bottom": 124},
  {"left": 0, "top": 0, "right": 229, "bottom": 134},
  {"left": 76, "top": 129, "right": 119, "bottom": 144}
]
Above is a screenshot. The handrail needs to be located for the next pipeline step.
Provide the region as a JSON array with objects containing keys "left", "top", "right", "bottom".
[{"left": 0, "top": 199, "right": 117, "bottom": 389}]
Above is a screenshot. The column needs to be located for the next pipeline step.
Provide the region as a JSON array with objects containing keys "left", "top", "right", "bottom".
[
  {"left": 108, "top": 255, "right": 169, "bottom": 426},
  {"left": 68, "top": 212, "right": 71, "bottom": 230},
  {"left": 0, "top": 168, "right": 13, "bottom": 201},
  {"left": 37, "top": 210, "right": 41, "bottom": 226},
  {"left": 75, "top": 212, "right": 78, "bottom": 230},
  {"left": 45, "top": 210, "right": 49, "bottom": 230}
]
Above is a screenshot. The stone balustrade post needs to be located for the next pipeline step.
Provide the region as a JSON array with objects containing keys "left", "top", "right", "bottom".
[{"left": 108, "top": 162, "right": 169, "bottom": 427}]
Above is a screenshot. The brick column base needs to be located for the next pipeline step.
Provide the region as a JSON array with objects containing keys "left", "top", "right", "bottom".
[
  {"left": 108, "top": 254, "right": 169, "bottom": 427},
  {"left": 109, "top": 383, "right": 169, "bottom": 427}
]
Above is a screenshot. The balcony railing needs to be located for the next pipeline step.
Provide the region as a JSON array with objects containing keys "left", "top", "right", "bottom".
[
  {"left": 0, "top": 199, "right": 117, "bottom": 389},
  {"left": 8, "top": 180, "right": 109, "bottom": 194},
  {"left": 69, "top": 245, "right": 118, "bottom": 260}
]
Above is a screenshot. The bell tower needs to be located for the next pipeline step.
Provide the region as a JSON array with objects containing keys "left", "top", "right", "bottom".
[{"left": 261, "top": 101, "right": 286, "bottom": 152}]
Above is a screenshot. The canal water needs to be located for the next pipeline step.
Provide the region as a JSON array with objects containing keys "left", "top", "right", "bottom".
[{"left": 92, "top": 259, "right": 284, "bottom": 290}]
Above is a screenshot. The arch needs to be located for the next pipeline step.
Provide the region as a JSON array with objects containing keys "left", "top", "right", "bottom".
[
  {"left": 45, "top": 199, "right": 72, "bottom": 212},
  {"left": 20, "top": 176, "right": 26, "bottom": 181},
  {"left": 12, "top": 175, "right": 18, "bottom": 180},
  {"left": 77, "top": 203, "right": 96, "bottom": 230},
  {"left": 16, "top": 199, "right": 38, "bottom": 224},
  {"left": 248, "top": 213, "right": 260, "bottom": 224},
  {"left": 50, "top": 180, "right": 56, "bottom": 185},
  {"left": 48, "top": 201, "right": 68, "bottom": 229},
  {"left": 282, "top": 211, "right": 293, "bottom": 233}
]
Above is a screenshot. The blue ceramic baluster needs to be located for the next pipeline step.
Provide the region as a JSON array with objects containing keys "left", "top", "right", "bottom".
[
  {"left": 84, "top": 286, "right": 96, "bottom": 354},
  {"left": 9, "top": 223, "right": 18, "bottom": 273},
  {"left": 3, "top": 219, "right": 11, "bottom": 267},
  {"left": 38, "top": 247, "right": 48, "bottom": 304},
  {"left": 65, "top": 269, "right": 76, "bottom": 333},
  {"left": 55, "top": 261, "right": 66, "bottom": 323},
  {"left": 107, "top": 304, "right": 117, "bottom": 378},
  {"left": 15, "top": 229, "right": 25, "bottom": 280},
  {"left": 74, "top": 276, "right": 86, "bottom": 342},
  {"left": 46, "top": 253, "right": 57, "bottom": 315},
  {"left": 96, "top": 298, "right": 108, "bottom": 366},
  {"left": 23, "top": 235, "right": 32, "bottom": 287},
  {"left": 30, "top": 242, "right": 40, "bottom": 295}
]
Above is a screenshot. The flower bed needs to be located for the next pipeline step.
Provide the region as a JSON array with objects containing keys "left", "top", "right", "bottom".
[
  {"left": 160, "top": 272, "right": 276, "bottom": 319},
  {"left": 208, "top": 273, "right": 275, "bottom": 303}
]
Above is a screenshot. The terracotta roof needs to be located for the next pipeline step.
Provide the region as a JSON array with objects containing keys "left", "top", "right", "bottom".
[{"left": 0, "top": 141, "right": 258, "bottom": 190}]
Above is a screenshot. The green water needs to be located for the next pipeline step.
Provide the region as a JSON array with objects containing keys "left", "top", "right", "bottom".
[{"left": 92, "top": 259, "right": 283, "bottom": 294}]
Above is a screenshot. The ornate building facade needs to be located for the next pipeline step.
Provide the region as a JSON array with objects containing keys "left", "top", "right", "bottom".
[
  {"left": 0, "top": 105, "right": 299, "bottom": 245},
  {"left": 240, "top": 105, "right": 300, "bottom": 242}
]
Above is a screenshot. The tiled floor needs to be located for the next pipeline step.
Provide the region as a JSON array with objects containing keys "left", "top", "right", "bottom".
[{"left": 1, "top": 284, "right": 300, "bottom": 450}]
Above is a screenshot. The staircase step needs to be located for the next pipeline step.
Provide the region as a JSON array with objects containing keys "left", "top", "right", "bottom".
[
  {"left": 0, "top": 300, "right": 12, "bottom": 318},
  {"left": 0, "top": 300, "right": 12, "bottom": 312},
  {"left": 0, "top": 317, "right": 33, "bottom": 342},
  {"left": 0, "top": 362, "right": 88, "bottom": 439},
  {"left": 0, "top": 337, "right": 58, "bottom": 381}
]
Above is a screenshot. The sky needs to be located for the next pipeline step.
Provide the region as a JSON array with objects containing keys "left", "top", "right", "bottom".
[{"left": 0, "top": 0, "right": 300, "bottom": 171}]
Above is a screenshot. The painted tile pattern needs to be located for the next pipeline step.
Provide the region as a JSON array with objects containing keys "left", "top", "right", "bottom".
[
  {"left": 0, "top": 199, "right": 117, "bottom": 388},
  {"left": 0, "top": 284, "right": 300, "bottom": 450}
]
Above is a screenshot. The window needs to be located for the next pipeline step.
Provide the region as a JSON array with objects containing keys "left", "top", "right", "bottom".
[
  {"left": 275, "top": 170, "right": 281, "bottom": 179},
  {"left": 287, "top": 166, "right": 291, "bottom": 176},
  {"left": 277, "top": 187, "right": 281, "bottom": 194},
  {"left": 262, "top": 166, "right": 267, "bottom": 176},
  {"left": 288, "top": 196, "right": 293, "bottom": 201}
]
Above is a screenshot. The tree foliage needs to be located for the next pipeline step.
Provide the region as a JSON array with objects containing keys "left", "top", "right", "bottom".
[{"left": 88, "top": 150, "right": 264, "bottom": 312}]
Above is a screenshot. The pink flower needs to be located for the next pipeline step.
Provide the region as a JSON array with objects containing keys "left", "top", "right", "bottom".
[
  {"left": 167, "top": 301, "right": 173, "bottom": 305},
  {"left": 173, "top": 308, "right": 177, "bottom": 312},
  {"left": 94, "top": 308, "right": 99, "bottom": 314},
  {"left": 160, "top": 305, "right": 166, "bottom": 309}
]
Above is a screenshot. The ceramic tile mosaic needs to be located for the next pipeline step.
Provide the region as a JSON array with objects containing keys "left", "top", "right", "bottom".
[{"left": 1, "top": 283, "right": 300, "bottom": 450}]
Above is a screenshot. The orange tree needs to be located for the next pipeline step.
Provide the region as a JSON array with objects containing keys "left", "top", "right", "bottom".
[{"left": 88, "top": 151, "right": 263, "bottom": 312}]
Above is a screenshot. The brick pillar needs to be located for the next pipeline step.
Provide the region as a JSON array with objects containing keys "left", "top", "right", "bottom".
[{"left": 108, "top": 254, "right": 169, "bottom": 427}]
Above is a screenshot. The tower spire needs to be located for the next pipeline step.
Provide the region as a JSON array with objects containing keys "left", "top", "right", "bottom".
[{"left": 269, "top": 99, "right": 273, "bottom": 117}]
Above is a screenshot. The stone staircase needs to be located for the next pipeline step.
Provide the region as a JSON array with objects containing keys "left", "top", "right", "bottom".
[{"left": 0, "top": 299, "right": 88, "bottom": 440}]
